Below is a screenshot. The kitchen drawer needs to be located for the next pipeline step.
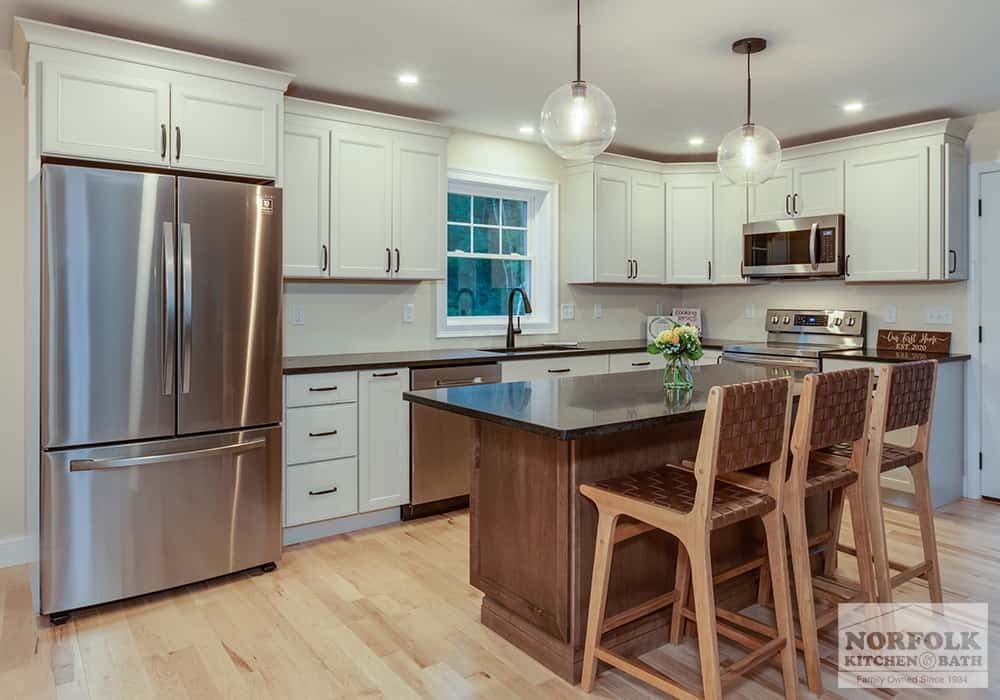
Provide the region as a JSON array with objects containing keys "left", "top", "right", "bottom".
[
  {"left": 286, "top": 403, "right": 358, "bottom": 465},
  {"left": 608, "top": 352, "right": 667, "bottom": 373},
  {"left": 286, "top": 371, "right": 358, "bottom": 407},
  {"left": 501, "top": 354, "right": 609, "bottom": 382},
  {"left": 286, "top": 458, "right": 358, "bottom": 526}
]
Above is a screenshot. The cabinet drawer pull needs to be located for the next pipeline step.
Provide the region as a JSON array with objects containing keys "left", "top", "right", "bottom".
[
  {"left": 308, "top": 386, "right": 338, "bottom": 392},
  {"left": 548, "top": 368, "right": 571, "bottom": 374},
  {"left": 394, "top": 248, "right": 400, "bottom": 274},
  {"left": 175, "top": 126, "right": 181, "bottom": 160},
  {"left": 308, "top": 487, "right": 338, "bottom": 496},
  {"left": 321, "top": 244, "right": 329, "bottom": 272},
  {"left": 785, "top": 194, "right": 791, "bottom": 216},
  {"left": 792, "top": 192, "right": 799, "bottom": 215},
  {"left": 160, "top": 124, "right": 167, "bottom": 159},
  {"left": 385, "top": 247, "right": 391, "bottom": 273},
  {"left": 373, "top": 371, "right": 399, "bottom": 378},
  {"left": 948, "top": 249, "right": 957, "bottom": 275},
  {"left": 631, "top": 361, "right": 651, "bottom": 367},
  {"left": 308, "top": 429, "right": 339, "bottom": 437}
]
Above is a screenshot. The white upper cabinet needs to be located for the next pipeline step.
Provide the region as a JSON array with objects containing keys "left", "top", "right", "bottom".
[
  {"left": 170, "top": 77, "right": 280, "bottom": 178},
  {"left": 629, "top": 172, "right": 666, "bottom": 284},
  {"left": 713, "top": 178, "right": 750, "bottom": 285},
  {"left": 749, "top": 157, "right": 844, "bottom": 221},
  {"left": 749, "top": 166, "right": 795, "bottom": 221},
  {"left": 594, "top": 165, "right": 632, "bottom": 283},
  {"left": 21, "top": 22, "right": 291, "bottom": 178},
  {"left": 939, "top": 141, "right": 969, "bottom": 280},
  {"left": 330, "top": 122, "right": 396, "bottom": 279},
  {"left": 392, "top": 133, "right": 446, "bottom": 280},
  {"left": 665, "top": 173, "right": 714, "bottom": 284},
  {"left": 283, "top": 99, "right": 450, "bottom": 281},
  {"left": 845, "top": 142, "right": 929, "bottom": 281},
  {"left": 282, "top": 115, "right": 330, "bottom": 277},
  {"left": 40, "top": 51, "right": 171, "bottom": 167}
]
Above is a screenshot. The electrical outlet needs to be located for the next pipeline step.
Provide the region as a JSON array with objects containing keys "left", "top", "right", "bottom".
[
  {"left": 402, "top": 303, "right": 415, "bottom": 323},
  {"left": 884, "top": 304, "right": 897, "bottom": 324},
  {"left": 744, "top": 304, "right": 755, "bottom": 319},
  {"left": 560, "top": 303, "right": 575, "bottom": 321},
  {"left": 290, "top": 304, "right": 305, "bottom": 326},
  {"left": 593, "top": 303, "right": 603, "bottom": 320},
  {"left": 925, "top": 306, "right": 953, "bottom": 325},
  {"left": 655, "top": 302, "right": 664, "bottom": 315}
]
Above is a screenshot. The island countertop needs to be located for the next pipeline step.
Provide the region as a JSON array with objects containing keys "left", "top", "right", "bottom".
[{"left": 403, "top": 363, "right": 800, "bottom": 441}]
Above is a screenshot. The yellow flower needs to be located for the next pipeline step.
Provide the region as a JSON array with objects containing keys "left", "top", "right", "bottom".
[{"left": 656, "top": 329, "right": 672, "bottom": 344}]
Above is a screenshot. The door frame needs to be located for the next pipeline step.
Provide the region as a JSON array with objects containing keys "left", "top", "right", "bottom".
[{"left": 968, "top": 161, "right": 1000, "bottom": 500}]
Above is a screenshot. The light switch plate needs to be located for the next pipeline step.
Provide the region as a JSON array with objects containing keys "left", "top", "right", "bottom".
[
  {"left": 925, "top": 306, "right": 953, "bottom": 325},
  {"left": 560, "top": 303, "right": 575, "bottom": 320},
  {"left": 884, "top": 304, "right": 897, "bottom": 324},
  {"left": 656, "top": 302, "right": 664, "bottom": 315},
  {"left": 744, "top": 304, "right": 755, "bottom": 319},
  {"left": 290, "top": 304, "right": 305, "bottom": 326},
  {"left": 403, "top": 303, "right": 415, "bottom": 323},
  {"left": 593, "top": 303, "right": 603, "bottom": 320}
]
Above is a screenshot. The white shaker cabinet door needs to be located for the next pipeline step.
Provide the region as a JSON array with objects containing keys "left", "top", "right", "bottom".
[
  {"left": 845, "top": 144, "right": 929, "bottom": 281},
  {"left": 793, "top": 157, "right": 844, "bottom": 217},
  {"left": 665, "top": 174, "right": 714, "bottom": 284},
  {"left": 358, "top": 368, "right": 411, "bottom": 512},
  {"left": 282, "top": 117, "right": 330, "bottom": 277},
  {"left": 748, "top": 166, "right": 794, "bottom": 221},
  {"left": 713, "top": 178, "right": 749, "bottom": 284},
  {"left": 594, "top": 165, "right": 632, "bottom": 283},
  {"left": 170, "top": 76, "right": 280, "bottom": 178},
  {"left": 41, "top": 54, "right": 171, "bottom": 167},
  {"left": 393, "top": 133, "right": 447, "bottom": 280},
  {"left": 629, "top": 172, "right": 665, "bottom": 284},
  {"left": 329, "top": 123, "right": 395, "bottom": 279}
]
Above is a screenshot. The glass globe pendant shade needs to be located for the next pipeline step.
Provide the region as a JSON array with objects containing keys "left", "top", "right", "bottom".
[
  {"left": 717, "top": 123, "right": 781, "bottom": 186},
  {"left": 540, "top": 80, "right": 617, "bottom": 160}
]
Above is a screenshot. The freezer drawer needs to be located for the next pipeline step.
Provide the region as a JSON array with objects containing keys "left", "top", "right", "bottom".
[{"left": 41, "top": 426, "right": 281, "bottom": 614}]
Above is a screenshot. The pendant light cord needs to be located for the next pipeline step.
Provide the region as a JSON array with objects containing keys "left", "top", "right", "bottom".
[
  {"left": 576, "top": 0, "right": 582, "bottom": 82},
  {"left": 745, "top": 40, "right": 752, "bottom": 126}
]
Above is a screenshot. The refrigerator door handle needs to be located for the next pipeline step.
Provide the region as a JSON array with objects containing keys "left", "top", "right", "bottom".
[
  {"left": 180, "top": 222, "right": 193, "bottom": 394},
  {"left": 162, "top": 222, "right": 176, "bottom": 396},
  {"left": 69, "top": 437, "right": 266, "bottom": 472}
]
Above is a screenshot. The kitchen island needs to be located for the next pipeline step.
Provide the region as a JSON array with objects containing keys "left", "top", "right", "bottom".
[{"left": 404, "top": 364, "right": 821, "bottom": 683}]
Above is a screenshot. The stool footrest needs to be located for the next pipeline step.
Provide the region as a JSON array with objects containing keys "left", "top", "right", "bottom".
[
  {"left": 594, "top": 647, "right": 701, "bottom": 700},
  {"left": 890, "top": 561, "right": 931, "bottom": 587},
  {"left": 721, "top": 636, "right": 788, "bottom": 686},
  {"left": 601, "top": 591, "right": 676, "bottom": 634}
]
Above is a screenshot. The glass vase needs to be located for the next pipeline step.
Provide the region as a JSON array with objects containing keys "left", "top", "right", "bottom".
[{"left": 663, "top": 356, "right": 694, "bottom": 390}]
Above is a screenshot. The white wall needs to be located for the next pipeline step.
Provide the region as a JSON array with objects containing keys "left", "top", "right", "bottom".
[
  {"left": 0, "top": 50, "right": 26, "bottom": 549},
  {"left": 283, "top": 131, "right": 681, "bottom": 356},
  {"left": 968, "top": 109, "right": 1000, "bottom": 163}
]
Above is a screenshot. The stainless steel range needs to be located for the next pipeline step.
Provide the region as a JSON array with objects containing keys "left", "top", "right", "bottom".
[{"left": 722, "top": 308, "right": 866, "bottom": 378}]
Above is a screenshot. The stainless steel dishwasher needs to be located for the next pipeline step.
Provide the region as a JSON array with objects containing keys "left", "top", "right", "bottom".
[{"left": 403, "top": 363, "right": 502, "bottom": 520}]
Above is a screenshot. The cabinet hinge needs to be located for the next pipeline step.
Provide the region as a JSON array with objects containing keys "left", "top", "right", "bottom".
[{"left": 979, "top": 198, "right": 983, "bottom": 217}]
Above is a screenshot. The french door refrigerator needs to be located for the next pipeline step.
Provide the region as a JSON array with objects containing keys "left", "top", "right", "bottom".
[{"left": 41, "top": 164, "right": 283, "bottom": 618}]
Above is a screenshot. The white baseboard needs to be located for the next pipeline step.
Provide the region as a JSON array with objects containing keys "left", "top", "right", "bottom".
[
  {"left": 282, "top": 507, "right": 401, "bottom": 547},
  {"left": 0, "top": 535, "right": 31, "bottom": 568}
]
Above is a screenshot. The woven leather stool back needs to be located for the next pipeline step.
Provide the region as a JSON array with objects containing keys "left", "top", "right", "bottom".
[
  {"left": 885, "top": 360, "right": 936, "bottom": 432},
  {"left": 807, "top": 368, "right": 872, "bottom": 450},
  {"left": 714, "top": 377, "right": 792, "bottom": 474}
]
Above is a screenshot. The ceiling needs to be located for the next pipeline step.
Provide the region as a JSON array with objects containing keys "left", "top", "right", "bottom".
[{"left": 3, "top": 0, "right": 999, "bottom": 159}]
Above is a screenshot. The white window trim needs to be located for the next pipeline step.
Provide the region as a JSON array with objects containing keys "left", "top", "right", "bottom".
[{"left": 436, "top": 168, "right": 559, "bottom": 338}]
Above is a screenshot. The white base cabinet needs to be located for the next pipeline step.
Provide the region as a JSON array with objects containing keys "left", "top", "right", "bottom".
[{"left": 358, "top": 368, "right": 411, "bottom": 513}]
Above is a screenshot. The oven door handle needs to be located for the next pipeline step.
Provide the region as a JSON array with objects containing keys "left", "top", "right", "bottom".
[
  {"left": 808, "top": 221, "right": 818, "bottom": 270},
  {"left": 721, "top": 353, "right": 818, "bottom": 370}
]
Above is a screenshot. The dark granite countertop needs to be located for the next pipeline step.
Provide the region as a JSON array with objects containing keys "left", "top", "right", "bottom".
[
  {"left": 283, "top": 337, "right": 742, "bottom": 374},
  {"left": 403, "top": 364, "right": 801, "bottom": 441},
  {"left": 820, "top": 348, "right": 971, "bottom": 365}
]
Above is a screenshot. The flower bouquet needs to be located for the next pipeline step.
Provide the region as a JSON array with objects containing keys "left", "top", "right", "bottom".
[{"left": 647, "top": 322, "right": 704, "bottom": 389}]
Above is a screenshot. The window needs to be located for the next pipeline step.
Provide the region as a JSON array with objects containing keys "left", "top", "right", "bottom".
[{"left": 437, "top": 170, "right": 558, "bottom": 338}]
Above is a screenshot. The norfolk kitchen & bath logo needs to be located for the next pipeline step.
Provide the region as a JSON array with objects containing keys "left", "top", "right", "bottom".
[{"left": 838, "top": 603, "right": 988, "bottom": 689}]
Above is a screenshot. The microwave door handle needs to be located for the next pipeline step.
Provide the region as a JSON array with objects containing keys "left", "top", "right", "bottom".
[{"left": 809, "top": 222, "right": 818, "bottom": 270}]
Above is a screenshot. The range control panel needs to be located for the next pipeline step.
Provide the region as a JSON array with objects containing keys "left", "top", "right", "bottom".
[{"left": 764, "top": 308, "right": 865, "bottom": 336}]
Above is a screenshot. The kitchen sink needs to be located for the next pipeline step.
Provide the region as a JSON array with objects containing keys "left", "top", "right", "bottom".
[{"left": 480, "top": 344, "right": 586, "bottom": 354}]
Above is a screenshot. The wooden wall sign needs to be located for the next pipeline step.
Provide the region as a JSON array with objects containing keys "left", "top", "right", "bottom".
[{"left": 876, "top": 329, "right": 952, "bottom": 353}]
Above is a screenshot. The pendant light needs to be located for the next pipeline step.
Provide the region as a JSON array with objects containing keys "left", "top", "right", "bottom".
[
  {"left": 718, "top": 38, "right": 781, "bottom": 186},
  {"left": 540, "top": 0, "right": 616, "bottom": 160}
]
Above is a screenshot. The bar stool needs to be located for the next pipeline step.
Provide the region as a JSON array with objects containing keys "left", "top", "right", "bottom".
[
  {"left": 578, "top": 377, "right": 799, "bottom": 700},
  {"left": 700, "top": 368, "right": 879, "bottom": 694},
  {"left": 821, "top": 360, "right": 942, "bottom": 603}
]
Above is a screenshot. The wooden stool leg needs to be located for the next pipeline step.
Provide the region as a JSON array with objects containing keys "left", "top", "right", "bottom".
[
  {"left": 670, "top": 540, "right": 691, "bottom": 644},
  {"left": 785, "top": 502, "right": 822, "bottom": 695},
  {"left": 824, "top": 488, "right": 846, "bottom": 576},
  {"left": 863, "top": 466, "right": 893, "bottom": 602},
  {"left": 686, "top": 536, "right": 723, "bottom": 700},
  {"left": 845, "top": 481, "right": 878, "bottom": 602},
  {"left": 910, "top": 462, "right": 944, "bottom": 602},
  {"left": 756, "top": 560, "right": 772, "bottom": 605},
  {"left": 581, "top": 511, "right": 619, "bottom": 692},
  {"left": 762, "top": 510, "right": 801, "bottom": 700}
]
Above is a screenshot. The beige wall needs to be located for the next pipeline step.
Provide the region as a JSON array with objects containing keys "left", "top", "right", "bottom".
[
  {"left": 968, "top": 109, "right": 1000, "bottom": 163},
  {"left": 283, "top": 131, "right": 681, "bottom": 356},
  {"left": 0, "top": 50, "right": 26, "bottom": 542}
]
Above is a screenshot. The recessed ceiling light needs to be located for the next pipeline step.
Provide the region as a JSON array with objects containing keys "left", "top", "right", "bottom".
[
  {"left": 397, "top": 73, "right": 419, "bottom": 85},
  {"left": 688, "top": 136, "right": 705, "bottom": 146},
  {"left": 184, "top": 0, "right": 212, "bottom": 5},
  {"left": 843, "top": 101, "right": 864, "bottom": 113},
  {"left": 519, "top": 125, "right": 535, "bottom": 135}
]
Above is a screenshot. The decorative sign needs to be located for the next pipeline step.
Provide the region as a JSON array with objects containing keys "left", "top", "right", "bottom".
[
  {"left": 876, "top": 329, "right": 952, "bottom": 353},
  {"left": 672, "top": 307, "right": 703, "bottom": 330}
]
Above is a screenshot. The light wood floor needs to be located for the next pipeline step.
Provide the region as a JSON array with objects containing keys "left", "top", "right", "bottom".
[{"left": 1, "top": 498, "right": 998, "bottom": 699}]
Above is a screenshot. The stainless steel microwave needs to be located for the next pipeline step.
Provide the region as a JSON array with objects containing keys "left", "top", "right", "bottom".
[{"left": 742, "top": 214, "right": 845, "bottom": 278}]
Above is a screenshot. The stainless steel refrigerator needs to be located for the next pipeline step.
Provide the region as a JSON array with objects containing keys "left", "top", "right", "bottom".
[{"left": 40, "top": 164, "right": 283, "bottom": 618}]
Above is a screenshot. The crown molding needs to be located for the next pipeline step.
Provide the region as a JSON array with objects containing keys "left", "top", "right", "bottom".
[
  {"left": 285, "top": 97, "right": 452, "bottom": 139},
  {"left": 12, "top": 17, "right": 293, "bottom": 91}
]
